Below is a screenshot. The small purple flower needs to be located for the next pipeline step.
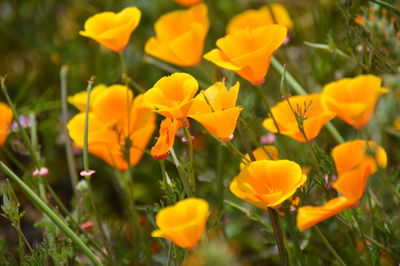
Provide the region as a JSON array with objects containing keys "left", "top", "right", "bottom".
[
  {"left": 10, "top": 115, "right": 33, "bottom": 132},
  {"left": 80, "top": 170, "right": 96, "bottom": 177}
]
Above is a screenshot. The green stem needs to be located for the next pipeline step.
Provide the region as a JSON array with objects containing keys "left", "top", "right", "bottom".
[
  {"left": 88, "top": 179, "right": 115, "bottom": 263},
  {"left": 0, "top": 161, "right": 102, "bottom": 266},
  {"left": 60, "top": 66, "right": 79, "bottom": 191},
  {"left": 314, "top": 226, "right": 347, "bottom": 266},
  {"left": 183, "top": 125, "right": 195, "bottom": 194},
  {"left": 0, "top": 77, "right": 42, "bottom": 168},
  {"left": 170, "top": 148, "right": 192, "bottom": 197},
  {"left": 268, "top": 208, "right": 289, "bottom": 266},
  {"left": 159, "top": 160, "right": 168, "bottom": 189},
  {"left": 270, "top": 57, "right": 344, "bottom": 144},
  {"left": 166, "top": 241, "right": 173, "bottom": 266},
  {"left": 83, "top": 77, "right": 94, "bottom": 172}
]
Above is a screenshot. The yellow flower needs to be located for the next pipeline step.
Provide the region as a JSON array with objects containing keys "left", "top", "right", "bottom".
[
  {"left": 67, "top": 85, "right": 155, "bottom": 171},
  {"left": 227, "top": 4, "right": 293, "bottom": 34},
  {"left": 172, "top": 0, "right": 203, "bottom": 7},
  {"left": 230, "top": 160, "right": 306, "bottom": 209},
  {"left": 144, "top": 73, "right": 198, "bottom": 119},
  {"left": 151, "top": 118, "right": 182, "bottom": 160},
  {"left": 0, "top": 102, "right": 13, "bottom": 146},
  {"left": 321, "top": 75, "right": 388, "bottom": 129},
  {"left": 204, "top": 25, "right": 287, "bottom": 85},
  {"left": 152, "top": 198, "right": 209, "bottom": 249},
  {"left": 263, "top": 94, "right": 335, "bottom": 142},
  {"left": 296, "top": 140, "right": 387, "bottom": 231},
  {"left": 145, "top": 4, "right": 209, "bottom": 66},
  {"left": 188, "top": 81, "right": 243, "bottom": 140},
  {"left": 79, "top": 7, "right": 141, "bottom": 52},
  {"left": 240, "top": 145, "right": 279, "bottom": 168}
]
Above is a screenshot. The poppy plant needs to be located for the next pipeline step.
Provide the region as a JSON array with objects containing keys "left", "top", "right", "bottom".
[
  {"left": 189, "top": 81, "right": 243, "bottom": 140},
  {"left": 151, "top": 198, "right": 209, "bottom": 249},
  {"left": 79, "top": 7, "right": 141, "bottom": 53},
  {"left": 0, "top": 102, "right": 13, "bottom": 146},
  {"left": 296, "top": 140, "right": 387, "bottom": 231},
  {"left": 145, "top": 4, "right": 209, "bottom": 66},
  {"left": 67, "top": 85, "right": 155, "bottom": 171},
  {"left": 227, "top": 3, "right": 293, "bottom": 34},
  {"left": 321, "top": 75, "right": 388, "bottom": 129},
  {"left": 263, "top": 94, "right": 335, "bottom": 142},
  {"left": 230, "top": 160, "right": 307, "bottom": 209},
  {"left": 144, "top": 73, "right": 198, "bottom": 120},
  {"left": 204, "top": 25, "right": 287, "bottom": 85}
]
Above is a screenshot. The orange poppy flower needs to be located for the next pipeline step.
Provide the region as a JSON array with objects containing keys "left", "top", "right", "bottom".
[
  {"left": 240, "top": 145, "right": 279, "bottom": 168},
  {"left": 230, "top": 160, "right": 306, "bottom": 209},
  {"left": 332, "top": 140, "right": 387, "bottom": 176},
  {"left": 263, "top": 94, "right": 335, "bottom": 142},
  {"left": 67, "top": 85, "right": 155, "bottom": 171},
  {"left": 172, "top": 0, "right": 202, "bottom": 7},
  {"left": 144, "top": 73, "right": 198, "bottom": 120},
  {"left": 152, "top": 198, "right": 209, "bottom": 249},
  {"left": 227, "top": 4, "right": 293, "bottom": 34},
  {"left": 0, "top": 102, "right": 13, "bottom": 146},
  {"left": 204, "top": 25, "right": 287, "bottom": 85},
  {"left": 188, "top": 81, "right": 243, "bottom": 140},
  {"left": 296, "top": 140, "right": 387, "bottom": 231},
  {"left": 79, "top": 7, "right": 141, "bottom": 52},
  {"left": 321, "top": 75, "right": 388, "bottom": 129},
  {"left": 145, "top": 4, "right": 209, "bottom": 66},
  {"left": 151, "top": 118, "right": 182, "bottom": 160}
]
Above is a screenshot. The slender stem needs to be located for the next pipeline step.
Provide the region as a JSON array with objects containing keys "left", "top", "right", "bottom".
[
  {"left": 60, "top": 66, "right": 79, "bottom": 191},
  {"left": 268, "top": 208, "right": 289, "bottom": 266},
  {"left": 270, "top": 57, "right": 344, "bottom": 144},
  {"left": 0, "top": 161, "right": 102, "bottom": 265},
  {"left": 183, "top": 124, "right": 195, "bottom": 194},
  {"left": 0, "top": 77, "right": 42, "bottom": 168},
  {"left": 44, "top": 180, "right": 107, "bottom": 258},
  {"left": 170, "top": 148, "right": 192, "bottom": 197},
  {"left": 166, "top": 241, "right": 173, "bottom": 266},
  {"left": 88, "top": 179, "right": 115, "bottom": 263},
  {"left": 15, "top": 225, "right": 34, "bottom": 255},
  {"left": 83, "top": 77, "right": 94, "bottom": 172},
  {"left": 314, "top": 226, "right": 347, "bottom": 266},
  {"left": 283, "top": 208, "right": 306, "bottom": 266},
  {"left": 159, "top": 160, "right": 168, "bottom": 189},
  {"left": 119, "top": 52, "right": 145, "bottom": 94}
]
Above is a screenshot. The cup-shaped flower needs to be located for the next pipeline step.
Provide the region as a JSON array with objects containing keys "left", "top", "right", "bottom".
[
  {"left": 227, "top": 4, "right": 293, "bottom": 34},
  {"left": 151, "top": 118, "right": 182, "bottom": 160},
  {"left": 230, "top": 160, "right": 306, "bottom": 209},
  {"left": 79, "top": 7, "right": 141, "bottom": 52},
  {"left": 145, "top": 4, "right": 209, "bottom": 66},
  {"left": 0, "top": 102, "right": 13, "bottom": 146},
  {"left": 204, "top": 25, "right": 287, "bottom": 85},
  {"left": 152, "top": 198, "right": 209, "bottom": 249},
  {"left": 240, "top": 145, "right": 279, "bottom": 168},
  {"left": 296, "top": 140, "right": 387, "bottom": 231},
  {"left": 172, "top": 0, "right": 203, "bottom": 7},
  {"left": 321, "top": 75, "right": 388, "bottom": 129},
  {"left": 188, "top": 81, "right": 243, "bottom": 140},
  {"left": 144, "top": 73, "right": 198, "bottom": 119},
  {"left": 263, "top": 94, "right": 335, "bottom": 142},
  {"left": 67, "top": 85, "right": 155, "bottom": 171}
]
